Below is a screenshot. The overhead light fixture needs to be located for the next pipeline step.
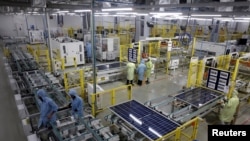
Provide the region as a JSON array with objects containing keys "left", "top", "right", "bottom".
[
  {"left": 149, "top": 12, "right": 182, "bottom": 15},
  {"left": 57, "top": 10, "right": 69, "bottom": 13},
  {"left": 129, "top": 114, "right": 142, "bottom": 125},
  {"left": 27, "top": 12, "right": 38, "bottom": 14},
  {"left": 234, "top": 17, "right": 250, "bottom": 20},
  {"left": 116, "top": 12, "right": 137, "bottom": 15},
  {"left": 191, "top": 18, "right": 213, "bottom": 21},
  {"left": 234, "top": 20, "right": 250, "bottom": 22},
  {"left": 74, "top": 9, "right": 91, "bottom": 12},
  {"left": 148, "top": 127, "right": 162, "bottom": 138},
  {"left": 95, "top": 12, "right": 109, "bottom": 15},
  {"left": 136, "top": 13, "right": 148, "bottom": 16},
  {"left": 102, "top": 8, "right": 133, "bottom": 12},
  {"left": 191, "top": 14, "right": 221, "bottom": 17}
]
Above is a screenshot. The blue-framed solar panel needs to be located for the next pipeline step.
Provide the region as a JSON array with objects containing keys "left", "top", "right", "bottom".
[
  {"left": 175, "top": 87, "right": 222, "bottom": 108},
  {"left": 109, "top": 100, "right": 180, "bottom": 140}
]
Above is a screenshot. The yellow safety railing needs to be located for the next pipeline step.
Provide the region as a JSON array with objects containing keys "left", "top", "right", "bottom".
[
  {"left": 3, "top": 47, "right": 10, "bottom": 57},
  {"left": 186, "top": 56, "right": 236, "bottom": 98},
  {"left": 63, "top": 69, "right": 85, "bottom": 99},
  {"left": 27, "top": 44, "right": 51, "bottom": 72},
  {"left": 155, "top": 117, "right": 202, "bottom": 141},
  {"left": 216, "top": 55, "right": 231, "bottom": 70},
  {"left": 91, "top": 85, "right": 132, "bottom": 117}
]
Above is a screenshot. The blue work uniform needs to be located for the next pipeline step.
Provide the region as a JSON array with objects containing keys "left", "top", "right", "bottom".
[
  {"left": 137, "top": 60, "right": 146, "bottom": 81},
  {"left": 69, "top": 89, "right": 84, "bottom": 119},
  {"left": 86, "top": 42, "right": 92, "bottom": 61},
  {"left": 37, "top": 89, "right": 58, "bottom": 128}
]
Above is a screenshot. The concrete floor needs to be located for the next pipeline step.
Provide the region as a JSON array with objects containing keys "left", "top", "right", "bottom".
[{"left": 0, "top": 49, "right": 27, "bottom": 141}]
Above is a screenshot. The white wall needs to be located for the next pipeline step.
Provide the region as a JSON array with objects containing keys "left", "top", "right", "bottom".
[{"left": 236, "top": 22, "right": 249, "bottom": 33}]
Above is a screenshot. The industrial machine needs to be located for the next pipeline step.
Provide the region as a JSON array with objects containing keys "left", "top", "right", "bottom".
[
  {"left": 96, "top": 37, "right": 120, "bottom": 61},
  {"left": 51, "top": 37, "right": 85, "bottom": 70},
  {"left": 4, "top": 48, "right": 119, "bottom": 141},
  {"left": 28, "top": 30, "right": 45, "bottom": 44},
  {"left": 84, "top": 62, "right": 127, "bottom": 84}
]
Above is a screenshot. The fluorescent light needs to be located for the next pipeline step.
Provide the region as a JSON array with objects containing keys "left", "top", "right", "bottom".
[
  {"left": 74, "top": 9, "right": 91, "bottom": 12},
  {"left": 234, "top": 20, "right": 250, "bottom": 22},
  {"left": 191, "top": 18, "right": 212, "bottom": 21},
  {"left": 28, "top": 12, "right": 38, "bottom": 14},
  {"left": 102, "top": 8, "right": 132, "bottom": 12},
  {"left": 234, "top": 17, "right": 250, "bottom": 20},
  {"left": 57, "top": 10, "right": 69, "bottom": 13},
  {"left": 191, "top": 14, "right": 221, "bottom": 17},
  {"left": 136, "top": 13, "right": 148, "bottom": 16},
  {"left": 129, "top": 114, "right": 142, "bottom": 125},
  {"left": 95, "top": 12, "right": 109, "bottom": 15},
  {"left": 150, "top": 12, "right": 182, "bottom": 15},
  {"left": 149, "top": 127, "right": 162, "bottom": 138},
  {"left": 117, "top": 12, "right": 137, "bottom": 15}
]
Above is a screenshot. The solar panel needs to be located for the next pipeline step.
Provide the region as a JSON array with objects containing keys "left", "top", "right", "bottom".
[
  {"left": 109, "top": 100, "right": 180, "bottom": 140},
  {"left": 175, "top": 87, "right": 222, "bottom": 108}
]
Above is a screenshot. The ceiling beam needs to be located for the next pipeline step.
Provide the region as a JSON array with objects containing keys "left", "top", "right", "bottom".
[
  {"left": 47, "top": 3, "right": 90, "bottom": 9},
  {"left": 109, "top": 1, "right": 250, "bottom": 9},
  {"left": 0, "top": 1, "right": 30, "bottom": 7}
]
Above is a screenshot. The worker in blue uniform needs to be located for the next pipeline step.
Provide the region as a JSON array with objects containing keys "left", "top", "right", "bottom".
[
  {"left": 219, "top": 89, "right": 240, "bottom": 125},
  {"left": 86, "top": 41, "right": 92, "bottom": 63},
  {"left": 137, "top": 59, "right": 146, "bottom": 86},
  {"left": 37, "top": 89, "right": 58, "bottom": 129},
  {"left": 68, "top": 89, "right": 84, "bottom": 120}
]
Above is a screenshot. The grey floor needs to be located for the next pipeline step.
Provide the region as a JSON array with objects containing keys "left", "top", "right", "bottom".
[{"left": 0, "top": 50, "right": 27, "bottom": 141}]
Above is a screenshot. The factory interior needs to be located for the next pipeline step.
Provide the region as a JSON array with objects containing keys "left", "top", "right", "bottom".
[{"left": 1, "top": 0, "right": 250, "bottom": 141}]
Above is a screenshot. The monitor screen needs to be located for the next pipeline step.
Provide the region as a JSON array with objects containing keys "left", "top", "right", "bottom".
[{"left": 237, "top": 38, "right": 247, "bottom": 45}]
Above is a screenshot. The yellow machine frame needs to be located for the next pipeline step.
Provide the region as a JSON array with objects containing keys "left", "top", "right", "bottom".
[
  {"left": 91, "top": 85, "right": 132, "bottom": 117},
  {"left": 63, "top": 69, "right": 85, "bottom": 99}
]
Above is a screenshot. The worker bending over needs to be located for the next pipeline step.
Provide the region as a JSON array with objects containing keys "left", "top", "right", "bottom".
[
  {"left": 37, "top": 89, "right": 58, "bottom": 129},
  {"left": 126, "top": 61, "right": 136, "bottom": 85},
  {"left": 68, "top": 89, "right": 84, "bottom": 120},
  {"left": 219, "top": 89, "right": 240, "bottom": 125},
  {"left": 145, "top": 58, "right": 153, "bottom": 84}
]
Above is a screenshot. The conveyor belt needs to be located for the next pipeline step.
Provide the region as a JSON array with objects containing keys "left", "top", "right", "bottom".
[
  {"left": 175, "top": 87, "right": 222, "bottom": 108},
  {"left": 110, "top": 100, "right": 180, "bottom": 140},
  {"left": 96, "top": 62, "right": 126, "bottom": 71}
]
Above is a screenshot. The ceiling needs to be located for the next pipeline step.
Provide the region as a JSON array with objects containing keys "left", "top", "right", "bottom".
[{"left": 0, "top": 0, "right": 250, "bottom": 17}]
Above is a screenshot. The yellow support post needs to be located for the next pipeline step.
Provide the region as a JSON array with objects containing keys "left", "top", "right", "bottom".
[
  {"left": 91, "top": 94, "right": 96, "bottom": 117},
  {"left": 166, "top": 47, "right": 171, "bottom": 74},
  {"left": 197, "top": 60, "right": 204, "bottom": 86},
  {"left": 111, "top": 90, "right": 116, "bottom": 105},
  {"left": 128, "top": 85, "right": 132, "bottom": 100},
  {"left": 61, "top": 58, "right": 65, "bottom": 70},
  {"left": 186, "top": 57, "right": 199, "bottom": 88},
  {"left": 64, "top": 73, "right": 69, "bottom": 92},
  {"left": 228, "top": 58, "right": 241, "bottom": 98},
  {"left": 174, "top": 127, "right": 181, "bottom": 141},
  {"left": 80, "top": 69, "right": 85, "bottom": 99},
  {"left": 191, "top": 117, "right": 199, "bottom": 140},
  {"left": 191, "top": 37, "right": 196, "bottom": 57}
]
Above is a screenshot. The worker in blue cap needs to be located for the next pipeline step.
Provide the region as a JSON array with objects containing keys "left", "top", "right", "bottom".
[
  {"left": 219, "top": 89, "right": 239, "bottom": 125},
  {"left": 68, "top": 89, "right": 84, "bottom": 120},
  {"left": 137, "top": 59, "right": 146, "bottom": 86},
  {"left": 37, "top": 89, "right": 58, "bottom": 129},
  {"left": 86, "top": 41, "right": 92, "bottom": 63}
]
